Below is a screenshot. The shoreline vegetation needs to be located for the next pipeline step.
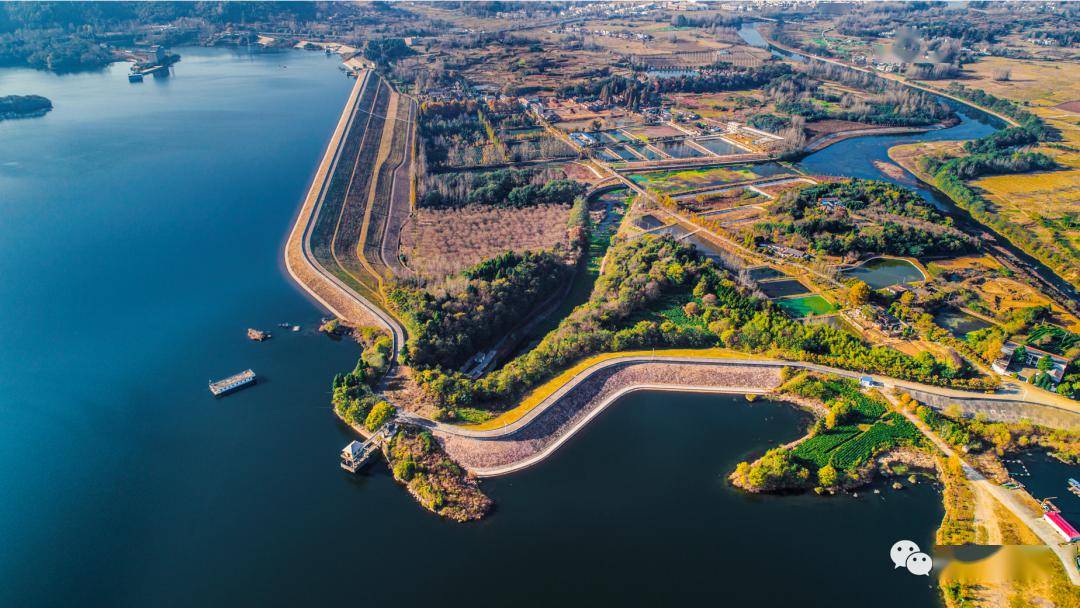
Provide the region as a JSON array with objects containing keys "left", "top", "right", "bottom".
[
  {"left": 885, "top": 85, "right": 1071, "bottom": 291},
  {"left": 0, "top": 94, "right": 51, "bottom": 120},
  {"left": 384, "top": 425, "right": 493, "bottom": 522}
]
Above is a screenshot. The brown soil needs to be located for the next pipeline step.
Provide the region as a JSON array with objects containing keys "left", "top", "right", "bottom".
[{"left": 1054, "top": 100, "right": 1080, "bottom": 113}]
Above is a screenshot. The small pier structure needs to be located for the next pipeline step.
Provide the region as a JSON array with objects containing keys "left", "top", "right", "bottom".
[
  {"left": 340, "top": 424, "right": 396, "bottom": 473},
  {"left": 209, "top": 369, "right": 256, "bottom": 396}
]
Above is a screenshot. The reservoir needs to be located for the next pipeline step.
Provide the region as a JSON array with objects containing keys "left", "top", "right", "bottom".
[{"left": 0, "top": 48, "right": 949, "bottom": 607}]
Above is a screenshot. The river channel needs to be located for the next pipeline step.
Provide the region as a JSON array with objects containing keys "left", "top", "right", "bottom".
[{"left": 0, "top": 46, "right": 965, "bottom": 607}]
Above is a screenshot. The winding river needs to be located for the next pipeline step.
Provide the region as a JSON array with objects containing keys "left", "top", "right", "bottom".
[{"left": 0, "top": 43, "right": 1036, "bottom": 607}]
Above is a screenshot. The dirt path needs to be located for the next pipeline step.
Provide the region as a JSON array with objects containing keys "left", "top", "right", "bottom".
[{"left": 379, "top": 94, "right": 416, "bottom": 278}]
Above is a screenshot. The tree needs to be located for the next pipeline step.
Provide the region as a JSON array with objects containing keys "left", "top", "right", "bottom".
[
  {"left": 818, "top": 464, "right": 839, "bottom": 487},
  {"left": 364, "top": 401, "right": 397, "bottom": 431},
  {"left": 393, "top": 458, "right": 417, "bottom": 481},
  {"left": 1037, "top": 355, "right": 1054, "bottom": 371},
  {"left": 849, "top": 280, "right": 871, "bottom": 305},
  {"left": 825, "top": 400, "right": 853, "bottom": 429},
  {"left": 1011, "top": 345, "right": 1028, "bottom": 366}
]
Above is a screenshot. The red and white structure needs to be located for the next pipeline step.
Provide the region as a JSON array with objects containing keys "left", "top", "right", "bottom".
[{"left": 1043, "top": 512, "right": 1080, "bottom": 543}]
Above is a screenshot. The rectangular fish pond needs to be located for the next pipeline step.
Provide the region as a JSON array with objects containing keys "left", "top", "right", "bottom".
[
  {"left": 748, "top": 266, "right": 786, "bottom": 281},
  {"left": 696, "top": 137, "right": 745, "bottom": 156},
  {"left": 627, "top": 144, "right": 664, "bottom": 160},
  {"left": 606, "top": 146, "right": 640, "bottom": 161},
  {"left": 655, "top": 140, "right": 706, "bottom": 159},
  {"left": 759, "top": 279, "right": 812, "bottom": 298}
]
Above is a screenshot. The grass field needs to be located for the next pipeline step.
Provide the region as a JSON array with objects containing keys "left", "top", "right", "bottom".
[{"left": 777, "top": 295, "right": 837, "bottom": 318}]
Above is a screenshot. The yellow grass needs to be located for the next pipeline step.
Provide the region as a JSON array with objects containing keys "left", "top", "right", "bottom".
[
  {"left": 936, "top": 56, "right": 1080, "bottom": 106},
  {"left": 929, "top": 255, "right": 1003, "bottom": 273},
  {"left": 458, "top": 347, "right": 756, "bottom": 431}
]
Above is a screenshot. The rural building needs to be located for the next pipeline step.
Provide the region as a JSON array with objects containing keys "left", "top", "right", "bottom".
[
  {"left": 992, "top": 341, "right": 1072, "bottom": 384},
  {"left": 762, "top": 244, "right": 809, "bottom": 260}
]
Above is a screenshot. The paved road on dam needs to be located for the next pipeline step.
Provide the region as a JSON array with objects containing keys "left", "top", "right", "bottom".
[{"left": 402, "top": 355, "right": 1080, "bottom": 441}]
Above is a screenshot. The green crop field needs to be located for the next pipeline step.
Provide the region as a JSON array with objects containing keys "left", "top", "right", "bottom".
[
  {"left": 793, "top": 425, "right": 861, "bottom": 467},
  {"left": 777, "top": 295, "right": 837, "bottom": 318},
  {"left": 785, "top": 375, "right": 926, "bottom": 475},
  {"left": 829, "top": 414, "right": 923, "bottom": 470}
]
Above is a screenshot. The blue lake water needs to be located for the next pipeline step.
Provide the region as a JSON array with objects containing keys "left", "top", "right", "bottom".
[{"left": 0, "top": 47, "right": 949, "bottom": 607}]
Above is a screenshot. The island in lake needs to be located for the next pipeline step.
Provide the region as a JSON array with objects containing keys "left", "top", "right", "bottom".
[{"left": 0, "top": 94, "right": 52, "bottom": 120}]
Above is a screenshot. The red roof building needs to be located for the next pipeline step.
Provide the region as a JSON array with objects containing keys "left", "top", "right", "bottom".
[{"left": 1044, "top": 512, "right": 1080, "bottom": 542}]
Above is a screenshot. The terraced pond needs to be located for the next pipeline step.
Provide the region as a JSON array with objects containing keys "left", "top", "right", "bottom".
[{"left": 696, "top": 137, "right": 744, "bottom": 155}]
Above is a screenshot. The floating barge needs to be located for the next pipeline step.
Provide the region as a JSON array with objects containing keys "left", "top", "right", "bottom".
[{"left": 209, "top": 369, "right": 256, "bottom": 396}]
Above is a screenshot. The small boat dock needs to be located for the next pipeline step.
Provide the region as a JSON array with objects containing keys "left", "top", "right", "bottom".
[
  {"left": 340, "top": 424, "right": 395, "bottom": 473},
  {"left": 209, "top": 369, "right": 256, "bottom": 396}
]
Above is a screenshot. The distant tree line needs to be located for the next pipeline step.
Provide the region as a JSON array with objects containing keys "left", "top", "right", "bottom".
[
  {"left": 363, "top": 38, "right": 414, "bottom": 66},
  {"left": 418, "top": 167, "right": 581, "bottom": 208},
  {"left": 766, "top": 64, "right": 953, "bottom": 127}
]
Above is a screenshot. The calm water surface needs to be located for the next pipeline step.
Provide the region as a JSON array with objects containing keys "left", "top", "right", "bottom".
[
  {"left": 2, "top": 48, "right": 947, "bottom": 607},
  {"left": 933, "top": 308, "right": 994, "bottom": 339},
  {"left": 843, "top": 257, "right": 927, "bottom": 290}
]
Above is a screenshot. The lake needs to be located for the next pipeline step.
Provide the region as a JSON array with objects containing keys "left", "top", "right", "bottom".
[{"left": 0, "top": 48, "right": 948, "bottom": 607}]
